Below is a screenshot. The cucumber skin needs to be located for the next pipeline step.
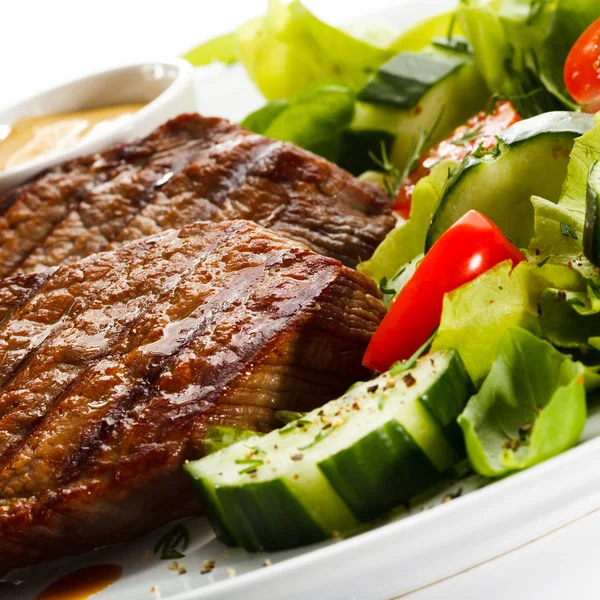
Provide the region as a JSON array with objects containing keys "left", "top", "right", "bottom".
[
  {"left": 186, "top": 351, "right": 474, "bottom": 552},
  {"left": 427, "top": 112, "right": 596, "bottom": 250},
  {"left": 318, "top": 421, "right": 439, "bottom": 521},
  {"left": 416, "top": 350, "right": 474, "bottom": 455},
  {"left": 214, "top": 480, "right": 329, "bottom": 552}
]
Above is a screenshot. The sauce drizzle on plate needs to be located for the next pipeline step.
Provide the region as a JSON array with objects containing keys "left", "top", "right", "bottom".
[{"left": 36, "top": 564, "right": 122, "bottom": 600}]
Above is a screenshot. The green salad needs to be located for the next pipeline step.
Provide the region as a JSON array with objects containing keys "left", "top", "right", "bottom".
[{"left": 182, "top": 0, "right": 600, "bottom": 552}]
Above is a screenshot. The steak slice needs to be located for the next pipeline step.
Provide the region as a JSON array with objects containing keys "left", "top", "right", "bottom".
[
  {"left": 0, "top": 113, "right": 393, "bottom": 277},
  {"left": 0, "top": 219, "right": 385, "bottom": 575}
]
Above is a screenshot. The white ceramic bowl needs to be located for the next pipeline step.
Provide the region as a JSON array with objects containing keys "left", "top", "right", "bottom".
[{"left": 0, "top": 59, "right": 196, "bottom": 193}]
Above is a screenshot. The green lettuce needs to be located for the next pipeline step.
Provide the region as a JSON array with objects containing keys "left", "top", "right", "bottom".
[
  {"left": 457, "top": 0, "right": 596, "bottom": 116},
  {"left": 432, "top": 261, "right": 541, "bottom": 385},
  {"left": 241, "top": 85, "right": 355, "bottom": 162},
  {"left": 458, "top": 327, "right": 587, "bottom": 477},
  {"left": 233, "top": 0, "right": 394, "bottom": 100},
  {"left": 527, "top": 114, "right": 600, "bottom": 349},
  {"left": 182, "top": 32, "right": 238, "bottom": 66},
  {"left": 358, "top": 160, "right": 457, "bottom": 283}
]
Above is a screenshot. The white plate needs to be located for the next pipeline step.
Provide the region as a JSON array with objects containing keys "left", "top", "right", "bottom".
[{"left": 7, "top": 0, "right": 600, "bottom": 598}]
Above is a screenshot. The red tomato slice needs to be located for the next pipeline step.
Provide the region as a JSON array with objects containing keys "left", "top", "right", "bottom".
[
  {"left": 363, "top": 211, "right": 525, "bottom": 373},
  {"left": 564, "top": 17, "right": 600, "bottom": 112},
  {"left": 393, "top": 101, "right": 521, "bottom": 219}
]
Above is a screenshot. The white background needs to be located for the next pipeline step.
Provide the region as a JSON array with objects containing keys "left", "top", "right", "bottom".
[{"left": 1, "top": 1, "right": 599, "bottom": 598}]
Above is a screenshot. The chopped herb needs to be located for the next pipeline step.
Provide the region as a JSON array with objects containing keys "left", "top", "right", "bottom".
[
  {"left": 370, "top": 107, "right": 445, "bottom": 198},
  {"left": 451, "top": 125, "right": 483, "bottom": 147},
  {"left": 379, "top": 276, "right": 396, "bottom": 296},
  {"left": 585, "top": 278, "right": 600, "bottom": 299},
  {"left": 472, "top": 141, "right": 501, "bottom": 159},
  {"left": 567, "top": 297, "right": 586, "bottom": 307},
  {"left": 368, "top": 143, "right": 402, "bottom": 198},
  {"left": 297, "top": 419, "right": 312, "bottom": 427},
  {"left": 246, "top": 445, "right": 265, "bottom": 455},
  {"left": 278, "top": 425, "right": 296, "bottom": 436},
  {"left": 154, "top": 524, "right": 190, "bottom": 560},
  {"left": 560, "top": 222, "right": 578, "bottom": 240},
  {"left": 367, "top": 385, "right": 379, "bottom": 394},
  {"left": 537, "top": 256, "right": 551, "bottom": 268},
  {"left": 275, "top": 410, "right": 307, "bottom": 425},
  {"left": 390, "top": 329, "right": 438, "bottom": 375},
  {"left": 298, "top": 427, "right": 334, "bottom": 451},
  {"left": 235, "top": 458, "right": 264, "bottom": 474}
]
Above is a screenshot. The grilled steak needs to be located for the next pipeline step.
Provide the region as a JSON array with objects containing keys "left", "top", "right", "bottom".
[
  {"left": 0, "top": 219, "right": 385, "bottom": 575},
  {"left": 0, "top": 113, "right": 394, "bottom": 277}
]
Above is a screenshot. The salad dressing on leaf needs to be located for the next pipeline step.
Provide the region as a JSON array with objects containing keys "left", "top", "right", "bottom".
[{"left": 0, "top": 104, "right": 145, "bottom": 171}]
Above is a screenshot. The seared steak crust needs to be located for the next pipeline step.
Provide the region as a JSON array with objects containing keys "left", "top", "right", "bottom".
[
  {"left": 0, "top": 220, "right": 385, "bottom": 574},
  {"left": 0, "top": 113, "right": 393, "bottom": 277}
]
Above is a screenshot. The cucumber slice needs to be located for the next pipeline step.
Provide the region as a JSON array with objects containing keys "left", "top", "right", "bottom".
[
  {"left": 357, "top": 51, "right": 465, "bottom": 109},
  {"left": 427, "top": 112, "right": 595, "bottom": 250},
  {"left": 584, "top": 161, "right": 600, "bottom": 266},
  {"left": 185, "top": 350, "right": 473, "bottom": 551},
  {"left": 351, "top": 45, "right": 488, "bottom": 172}
]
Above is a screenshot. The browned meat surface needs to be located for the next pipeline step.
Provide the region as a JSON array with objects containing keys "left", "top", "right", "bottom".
[
  {"left": 0, "top": 113, "right": 394, "bottom": 277},
  {"left": 0, "top": 219, "right": 385, "bottom": 575},
  {"left": 0, "top": 271, "right": 55, "bottom": 324}
]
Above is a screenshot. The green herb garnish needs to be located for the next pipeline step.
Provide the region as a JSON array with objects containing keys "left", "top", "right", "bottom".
[
  {"left": 560, "top": 222, "right": 578, "bottom": 239},
  {"left": 567, "top": 297, "right": 586, "bottom": 307},
  {"left": 235, "top": 458, "right": 264, "bottom": 474},
  {"left": 389, "top": 329, "right": 438, "bottom": 376},
  {"left": 379, "top": 276, "right": 397, "bottom": 296},
  {"left": 154, "top": 524, "right": 190, "bottom": 560},
  {"left": 537, "top": 256, "right": 551, "bottom": 268},
  {"left": 298, "top": 428, "right": 334, "bottom": 451},
  {"left": 451, "top": 125, "right": 483, "bottom": 147}
]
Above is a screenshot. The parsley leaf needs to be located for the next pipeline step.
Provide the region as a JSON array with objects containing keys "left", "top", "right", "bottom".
[
  {"left": 560, "top": 222, "right": 578, "bottom": 240},
  {"left": 154, "top": 524, "right": 190, "bottom": 561}
]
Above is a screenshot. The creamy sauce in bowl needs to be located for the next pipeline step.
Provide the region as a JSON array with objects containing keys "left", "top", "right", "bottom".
[{"left": 0, "top": 104, "right": 145, "bottom": 171}]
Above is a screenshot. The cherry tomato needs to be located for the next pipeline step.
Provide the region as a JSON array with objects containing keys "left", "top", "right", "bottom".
[
  {"left": 393, "top": 101, "right": 521, "bottom": 218},
  {"left": 564, "top": 17, "right": 600, "bottom": 112},
  {"left": 363, "top": 211, "right": 525, "bottom": 373}
]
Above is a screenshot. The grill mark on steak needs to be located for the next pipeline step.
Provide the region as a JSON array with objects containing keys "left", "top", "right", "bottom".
[
  {"left": 0, "top": 224, "right": 238, "bottom": 460},
  {"left": 16, "top": 128, "right": 248, "bottom": 273},
  {"left": 0, "top": 114, "right": 394, "bottom": 275},
  {"left": 0, "top": 219, "right": 386, "bottom": 574},
  {"left": 0, "top": 270, "right": 55, "bottom": 325}
]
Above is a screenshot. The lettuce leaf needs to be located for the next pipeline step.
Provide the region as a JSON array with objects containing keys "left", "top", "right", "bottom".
[
  {"left": 457, "top": 0, "right": 596, "bottom": 116},
  {"left": 234, "top": 0, "right": 394, "bottom": 100},
  {"left": 432, "top": 261, "right": 541, "bottom": 385},
  {"left": 241, "top": 85, "right": 355, "bottom": 161},
  {"left": 358, "top": 159, "right": 457, "bottom": 283},
  {"left": 182, "top": 32, "right": 238, "bottom": 66},
  {"left": 458, "top": 327, "right": 586, "bottom": 477}
]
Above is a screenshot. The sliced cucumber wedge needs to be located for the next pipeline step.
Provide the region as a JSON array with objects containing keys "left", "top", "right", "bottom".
[
  {"left": 584, "top": 161, "right": 600, "bottom": 266},
  {"left": 185, "top": 350, "right": 473, "bottom": 551},
  {"left": 427, "top": 112, "right": 595, "bottom": 250},
  {"left": 351, "top": 44, "right": 488, "bottom": 173}
]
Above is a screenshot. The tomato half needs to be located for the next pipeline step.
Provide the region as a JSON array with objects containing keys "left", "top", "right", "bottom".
[
  {"left": 564, "top": 17, "right": 600, "bottom": 112},
  {"left": 363, "top": 211, "right": 525, "bottom": 373}
]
